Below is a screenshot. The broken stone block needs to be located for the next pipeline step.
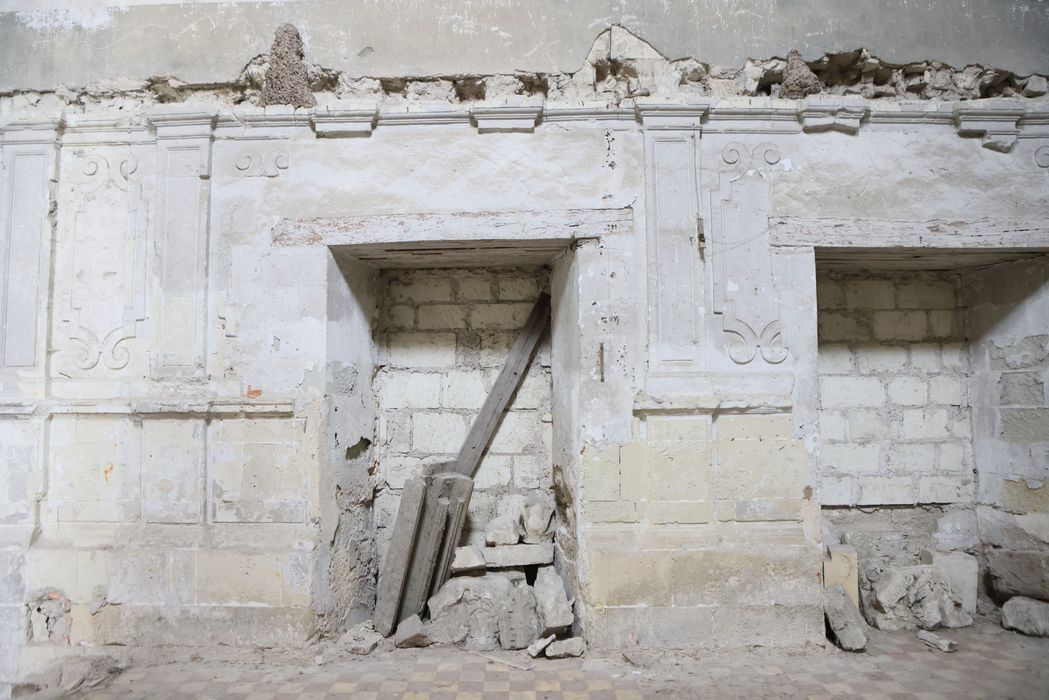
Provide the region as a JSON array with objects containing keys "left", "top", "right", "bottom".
[
  {"left": 920, "top": 549, "right": 977, "bottom": 615},
  {"left": 427, "top": 573, "right": 515, "bottom": 650},
  {"left": 533, "top": 566, "right": 573, "bottom": 637},
  {"left": 869, "top": 565, "right": 972, "bottom": 631},
  {"left": 987, "top": 551, "right": 1049, "bottom": 602},
  {"left": 823, "top": 586, "right": 868, "bottom": 652},
  {"left": 450, "top": 546, "right": 486, "bottom": 574},
  {"left": 485, "top": 516, "right": 521, "bottom": 546},
  {"left": 545, "top": 637, "right": 585, "bottom": 658},
  {"left": 498, "top": 584, "right": 540, "bottom": 650},
  {"left": 393, "top": 614, "right": 432, "bottom": 648},
  {"left": 339, "top": 621, "right": 383, "bottom": 655},
  {"left": 527, "top": 634, "right": 556, "bottom": 658},
  {"left": 824, "top": 544, "right": 860, "bottom": 609},
  {"left": 483, "top": 543, "right": 554, "bottom": 568},
  {"left": 520, "top": 492, "right": 555, "bottom": 544},
  {"left": 917, "top": 629, "right": 957, "bottom": 652},
  {"left": 1001, "top": 596, "right": 1049, "bottom": 637}
]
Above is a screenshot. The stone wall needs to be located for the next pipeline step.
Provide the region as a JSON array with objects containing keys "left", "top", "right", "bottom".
[
  {"left": 817, "top": 271, "right": 975, "bottom": 507},
  {"left": 372, "top": 267, "right": 553, "bottom": 564}
]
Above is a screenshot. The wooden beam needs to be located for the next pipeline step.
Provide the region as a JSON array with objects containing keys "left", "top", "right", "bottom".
[
  {"left": 453, "top": 293, "right": 551, "bottom": 477},
  {"left": 373, "top": 475, "right": 427, "bottom": 636},
  {"left": 768, "top": 217, "right": 1049, "bottom": 250}
]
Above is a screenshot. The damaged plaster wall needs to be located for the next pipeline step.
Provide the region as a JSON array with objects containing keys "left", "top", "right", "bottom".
[
  {"left": 1, "top": 1, "right": 1048, "bottom": 92},
  {"left": 372, "top": 267, "right": 554, "bottom": 566}
]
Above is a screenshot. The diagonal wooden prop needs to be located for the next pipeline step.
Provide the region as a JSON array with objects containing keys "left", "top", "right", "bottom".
[{"left": 374, "top": 293, "right": 551, "bottom": 636}]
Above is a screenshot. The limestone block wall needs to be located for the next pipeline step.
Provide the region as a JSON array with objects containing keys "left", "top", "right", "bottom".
[
  {"left": 817, "top": 271, "right": 975, "bottom": 507},
  {"left": 966, "top": 259, "right": 1049, "bottom": 554},
  {"left": 577, "top": 411, "right": 821, "bottom": 649},
  {"left": 372, "top": 267, "right": 553, "bottom": 563}
]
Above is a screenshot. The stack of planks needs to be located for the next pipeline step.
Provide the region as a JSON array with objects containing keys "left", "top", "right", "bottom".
[{"left": 374, "top": 293, "right": 552, "bottom": 637}]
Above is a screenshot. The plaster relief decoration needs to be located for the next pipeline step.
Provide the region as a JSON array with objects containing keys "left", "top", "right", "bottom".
[
  {"left": 1035, "top": 145, "right": 1049, "bottom": 168},
  {"left": 709, "top": 142, "right": 787, "bottom": 366},
  {"left": 60, "top": 151, "right": 149, "bottom": 372},
  {"left": 232, "top": 143, "right": 290, "bottom": 177}
]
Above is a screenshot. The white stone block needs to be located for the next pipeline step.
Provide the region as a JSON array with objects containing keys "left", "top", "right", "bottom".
[
  {"left": 818, "top": 344, "right": 854, "bottom": 373},
  {"left": 848, "top": 410, "right": 891, "bottom": 440},
  {"left": 937, "top": 443, "right": 970, "bottom": 472},
  {"left": 886, "top": 443, "right": 936, "bottom": 473},
  {"left": 379, "top": 371, "right": 441, "bottom": 408},
  {"left": 821, "top": 475, "right": 859, "bottom": 505},
  {"left": 390, "top": 277, "right": 453, "bottom": 303},
  {"left": 469, "top": 303, "right": 534, "bottom": 330},
  {"left": 897, "top": 281, "right": 956, "bottom": 310},
  {"left": 920, "top": 549, "right": 977, "bottom": 615},
  {"left": 858, "top": 476, "right": 915, "bottom": 505},
  {"left": 856, "top": 345, "right": 908, "bottom": 373},
  {"left": 820, "top": 376, "right": 885, "bottom": 408},
  {"left": 819, "top": 411, "right": 848, "bottom": 442},
  {"left": 475, "top": 455, "right": 512, "bottom": 489},
  {"left": 513, "top": 454, "right": 551, "bottom": 489},
  {"left": 929, "top": 376, "right": 964, "bottom": 405},
  {"left": 845, "top": 279, "right": 895, "bottom": 309},
  {"left": 901, "top": 408, "right": 951, "bottom": 440},
  {"left": 497, "top": 277, "right": 539, "bottom": 301},
  {"left": 910, "top": 344, "right": 942, "bottom": 372},
  {"left": 440, "top": 370, "right": 489, "bottom": 409},
  {"left": 417, "top": 304, "right": 468, "bottom": 330},
  {"left": 388, "top": 304, "right": 415, "bottom": 329},
  {"left": 822, "top": 444, "right": 881, "bottom": 474},
  {"left": 457, "top": 277, "right": 494, "bottom": 301},
  {"left": 412, "top": 413, "right": 468, "bottom": 454},
  {"left": 490, "top": 412, "right": 542, "bottom": 453},
  {"left": 386, "top": 332, "right": 457, "bottom": 368},
  {"left": 918, "top": 476, "right": 974, "bottom": 504},
  {"left": 887, "top": 376, "right": 926, "bottom": 405}
]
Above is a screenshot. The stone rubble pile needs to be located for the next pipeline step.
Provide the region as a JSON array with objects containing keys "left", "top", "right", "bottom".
[
  {"left": 391, "top": 492, "right": 583, "bottom": 657},
  {"left": 988, "top": 550, "right": 1049, "bottom": 638}
]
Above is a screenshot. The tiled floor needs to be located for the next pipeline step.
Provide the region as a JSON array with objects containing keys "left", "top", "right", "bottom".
[{"left": 86, "top": 622, "right": 1049, "bottom": 699}]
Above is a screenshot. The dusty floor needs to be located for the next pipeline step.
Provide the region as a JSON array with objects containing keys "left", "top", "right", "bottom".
[{"left": 82, "top": 621, "right": 1049, "bottom": 699}]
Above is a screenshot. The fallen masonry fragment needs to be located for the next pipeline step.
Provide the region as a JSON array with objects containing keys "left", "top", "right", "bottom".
[
  {"left": 868, "top": 565, "right": 972, "bottom": 631},
  {"left": 824, "top": 586, "right": 869, "bottom": 652},
  {"left": 1001, "top": 597, "right": 1049, "bottom": 637}
]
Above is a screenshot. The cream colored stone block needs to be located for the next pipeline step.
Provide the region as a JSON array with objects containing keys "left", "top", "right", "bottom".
[
  {"left": 497, "top": 277, "right": 539, "bottom": 301},
  {"left": 412, "top": 412, "right": 468, "bottom": 454},
  {"left": 390, "top": 277, "right": 453, "bottom": 303},
  {"left": 216, "top": 418, "right": 304, "bottom": 444},
  {"left": 845, "top": 279, "right": 895, "bottom": 309},
  {"left": 23, "top": 548, "right": 77, "bottom": 594},
  {"left": 489, "top": 411, "right": 542, "bottom": 453},
  {"left": 417, "top": 304, "right": 468, "bottom": 330},
  {"left": 584, "top": 500, "right": 638, "bottom": 524},
  {"left": 824, "top": 544, "right": 860, "bottom": 608},
  {"left": 386, "top": 331, "right": 457, "bottom": 368},
  {"left": 646, "top": 415, "right": 712, "bottom": 442},
  {"left": 645, "top": 440, "right": 713, "bottom": 501},
  {"left": 141, "top": 419, "right": 204, "bottom": 524},
  {"left": 281, "top": 552, "right": 312, "bottom": 608},
  {"left": 196, "top": 551, "right": 283, "bottom": 606},
  {"left": 716, "top": 414, "right": 792, "bottom": 442},
  {"left": 642, "top": 500, "right": 713, "bottom": 524},
  {"left": 582, "top": 444, "right": 621, "bottom": 502},
  {"left": 717, "top": 437, "right": 805, "bottom": 500},
  {"left": 588, "top": 549, "right": 670, "bottom": 606},
  {"left": 468, "top": 302, "right": 534, "bottom": 330}
]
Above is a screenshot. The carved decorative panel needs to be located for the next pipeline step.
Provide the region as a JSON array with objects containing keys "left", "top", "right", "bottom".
[
  {"left": 60, "top": 151, "right": 149, "bottom": 372},
  {"left": 1, "top": 149, "right": 50, "bottom": 369},
  {"left": 644, "top": 131, "right": 704, "bottom": 372},
  {"left": 154, "top": 131, "right": 213, "bottom": 375},
  {"left": 709, "top": 141, "right": 787, "bottom": 365}
]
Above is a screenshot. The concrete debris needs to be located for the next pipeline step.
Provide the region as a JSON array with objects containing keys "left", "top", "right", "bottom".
[
  {"left": 780, "top": 49, "right": 822, "bottom": 99},
  {"left": 1023, "top": 75, "right": 1049, "bottom": 97},
  {"left": 533, "top": 566, "right": 574, "bottom": 637},
  {"left": 20, "top": 654, "right": 122, "bottom": 696},
  {"left": 823, "top": 586, "right": 869, "bottom": 652},
  {"left": 917, "top": 630, "right": 957, "bottom": 652},
  {"left": 527, "top": 634, "right": 556, "bottom": 658},
  {"left": 824, "top": 544, "right": 860, "bottom": 609},
  {"left": 27, "top": 590, "right": 71, "bottom": 643},
  {"left": 260, "top": 24, "right": 317, "bottom": 109},
  {"left": 498, "top": 584, "right": 541, "bottom": 650},
  {"left": 545, "top": 637, "right": 585, "bottom": 658},
  {"left": 520, "top": 492, "right": 556, "bottom": 544},
  {"left": 869, "top": 565, "right": 973, "bottom": 630},
  {"left": 339, "top": 621, "right": 383, "bottom": 655},
  {"left": 485, "top": 516, "right": 521, "bottom": 546},
  {"left": 393, "top": 614, "right": 432, "bottom": 648},
  {"left": 1001, "top": 596, "right": 1049, "bottom": 637},
  {"left": 621, "top": 646, "right": 661, "bottom": 668},
  {"left": 450, "top": 546, "right": 487, "bottom": 574},
  {"left": 483, "top": 543, "right": 554, "bottom": 568},
  {"left": 987, "top": 551, "right": 1049, "bottom": 603},
  {"left": 427, "top": 574, "right": 514, "bottom": 650},
  {"left": 920, "top": 550, "right": 977, "bottom": 615}
]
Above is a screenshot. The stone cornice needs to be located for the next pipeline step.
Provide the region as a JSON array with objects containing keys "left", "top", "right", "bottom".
[{"left": 3, "top": 99, "right": 1048, "bottom": 151}]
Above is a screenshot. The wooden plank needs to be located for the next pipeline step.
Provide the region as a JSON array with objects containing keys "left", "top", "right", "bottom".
[
  {"left": 396, "top": 473, "right": 460, "bottom": 624},
  {"left": 272, "top": 208, "right": 633, "bottom": 247},
  {"left": 768, "top": 217, "right": 1049, "bottom": 250},
  {"left": 430, "top": 474, "right": 474, "bottom": 598},
  {"left": 453, "top": 293, "right": 551, "bottom": 477},
  {"left": 373, "top": 475, "right": 427, "bottom": 636}
]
